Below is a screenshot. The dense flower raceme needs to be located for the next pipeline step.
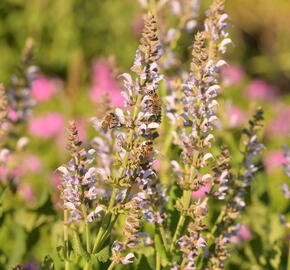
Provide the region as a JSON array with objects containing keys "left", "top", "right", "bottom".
[
  {"left": 7, "top": 38, "right": 37, "bottom": 125},
  {"left": 66, "top": 12, "right": 166, "bottom": 265},
  {"left": 0, "top": 40, "right": 39, "bottom": 193},
  {"left": 160, "top": 0, "right": 201, "bottom": 71},
  {"left": 58, "top": 121, "right": 101, "bottom": 223},
  {"left": 112, "top": 14, "right": 165, "bottom": 262},
  {"left": 208, "top": 109, "right": 264, "bottom": 269},
  {"left": 279, "top": 146, "right": 290, "bottom": 230},
  {"left": 166, "top": 0, "right": 231, "bottom": 268},
  {"left": 283, "top": 146, "right": 290, "bottom": 178},
  {"left": 281, "top": 146, "right": 290, "bottom": 199}
]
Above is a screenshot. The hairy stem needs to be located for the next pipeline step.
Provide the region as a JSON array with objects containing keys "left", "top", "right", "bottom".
[
  {"left": 156, "top": 252, "right": 161, "bottom": 270},
  {"left": 92, "top": 188, "right": 118, "bottom": 253},
  {"left": 64, "top": 209, "right": 70, "bottom": 270},
  {"left": 159, "top": 223, "right": 169, "bottom": 252},
  {"left": 107, "top": 261, "right": 116, "bottom": 270}
]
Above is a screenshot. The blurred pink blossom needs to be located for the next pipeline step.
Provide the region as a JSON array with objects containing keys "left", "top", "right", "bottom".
[
  {"left": 0, "top": 166, "right": 9, "bottom": 182},
  {"left": 0, "top": 166, "right": 23, "bottom": 182},
  {"left": 226, "top": 104, "right": 246, "bottom": 128},
  {"left": 231, "top": 224, "right": 252, "bottom": 244},
  {"left": 263, "top": 151, "right": 286, "bottom": 172},
  {"left": 221, "top": 65, "right": 245, "bottom": 86},
  {"left": 12, "top": 167, "right": 25, "bottom": 178},
  {"left": 29, "top": 113, "right": 64, "bottom": 139},
  {"left": 75, "top": 119, "right": 87, "bottom": 141},
  {"left": 18, "top": 183, "right": 36, "bottom": 203},
  {"left": 21, "top": 154, "right": 42, "bottom": 173},
  {"left": 266, "top": 107, "right": 290, "bottom": 137},
  {"left": 245, "top": 79, "right": 277, "bottom": 101},
  {"left": 89, "top": 59, "right": 123, "bottom": 107},
  {"left": 152, "top": 159, "right": 161, "bottom": 171},
  {"left": 192, "top": 182, "right": 212, "bottom": 200},
  {"left": 51, "top": 172, "right": 61, "bottom": 188},
  {"left": 7, "top": 106, "right": 18, "bottom": 122},
  {"left": 31, "top": 74, "right": 59, "bottom": 102}
]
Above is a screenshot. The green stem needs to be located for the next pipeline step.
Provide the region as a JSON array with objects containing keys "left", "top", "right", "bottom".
[
  {"left": 170, "top": 214, "right": 185, "bottom": 253},
  {"left": 85, "top": 222, "right": 91, "bottom": 253},
  {"left": 149, "top": 0, "right": 156, "bottom": 12},
  {"left": 98, "top": 187, "right": 132, "bottom": 249},
  {"left": 210, "top": 208, "right": 225, "bottom": 236},
  {"left": 287, "top": 239, "right": 290, "bottom": 270},
  {"left": 92, "top": 82, "right": 142, "bottom": 254},
  {"left": 160, "top": 124, "right": 175, "bottom": 184},
  {"left": 107, "top": 261, "right": 116, "bottom": 270},
  {"left": 180, "top": 258, "right": 187, "bottom": 269},
  {"left": 156, "top": 252, "right": 161, "bottom": 270},
  {"left": 64, "top": 209, "right": 70, "bottom": 270},
  {"left": 92, "top": 226, "right": 105, "bottom": 254},
  {"left": 170, "top": 151, "right": 199, "bottom": 253},
  {"left": 159, "top": 224, "right": 169, "bottom": 252},
  {"left": 84, "top": 262, "right": 91, "bottom": 270},
  {"left": 99, "top": 215, "right": 119, "bottom": 247},
  {"left": 81, "top": 205, "right": 91, "bottom": 253},
  {"left": 108, "top": 188, "right": 118, "bottom": 209},
  {"left": 169, "top": 189, "right": 191, "bottom": 253},
  {"left": 92, "top": 188, "right": 118, "bottom": 253}
]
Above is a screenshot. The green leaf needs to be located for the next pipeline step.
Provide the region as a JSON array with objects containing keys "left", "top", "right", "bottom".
[
  {"left": 32, "top": 193, "right": 56, "bottom": 216},
  {"left": 71, "top": 230, "right": 90, "bottom": 262},
  {"left": 92, "top": 245, "right": 110, "bottom": 263},
  {"left": 136, "top": 255, "right": 152, "bottom": 270},
  {"left": 269, "top": 242, "right": 281, "bottom": 269},
  {"left": 40, "top": 255, "right": 55, "bottom": 270},
  {"left": 8, "top": 224, "right": 27, "bottom": 268},
  {"left": 134, "top": 246, "right": 154, "bottom": 257},
  {"left": 56, "top": 245, "right": 66, "bottom": 262}
]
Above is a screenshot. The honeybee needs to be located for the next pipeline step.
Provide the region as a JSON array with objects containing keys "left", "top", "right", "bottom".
[
  {"left": 137, "top": 140, "right": 154, "bottom": 165},
  {"left": 146, "top": 91, "right": 161, "bottom": 123},
  {"left": 101, "top": 112, "right": 119, "bottom": 132}
]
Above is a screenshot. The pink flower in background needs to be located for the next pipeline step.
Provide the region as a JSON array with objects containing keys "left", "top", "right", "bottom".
[
  {"left": 152, "top": 159, "right": 161, "bottom": 171},
  {"left": 263, "top": 151, "right": 286, "bottom": 172},
  {"left": 266, "top": 107, "right": 290, "bottom": 137},
  {"left": 29, "top": 113, "right": 64, "bottom": 139},
  {"left": 21, "top": 154, "right": 43, "bottom": 173},
  {"left": 0, "top": 166, "right": 24, "bottom": 182},
  {"left": 226, "top": 104, "right": 246, "bottom": 128},
  {"left": 31, "top": 74, "right": 59, "bottom": 102},
  {"left": 231, "top": 224, "right": 252, "bottom": 244},
  {"left": 245, "top": 79, "right": 277, "bottom": 101},
  {"left": 18, "top": 183, "right": 36, "bottom": 203},
  {"left": 89, "top": 59, "right": 124, "bottom": 107},
  {"left": 0, "top": 166, "right": 9, "bottom": 182},
  {"left": 75, "top": 119, "right": 87, "bottom": 141},
  {"left": 51, "top": 172, "right": 61, "bottom": 188},
  {"left": 7, "top": 106, "right": 18, "bottom": 122},
  {"left": 192, "top": 182, "right": 212, "bottom": 200},
  {"left": 221, "top": 65, "right": 245, "bottom": 86}
]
